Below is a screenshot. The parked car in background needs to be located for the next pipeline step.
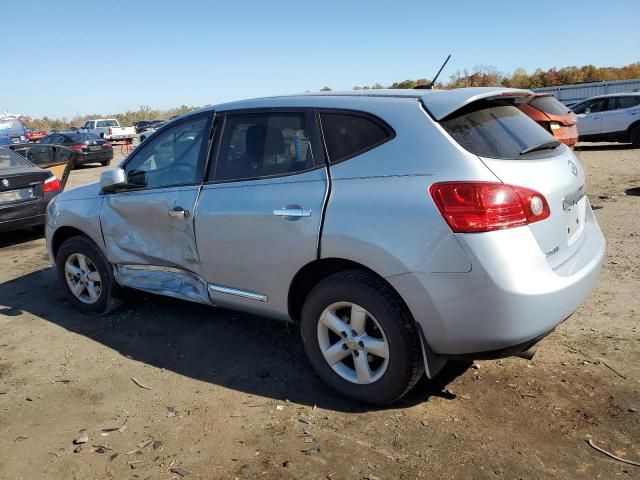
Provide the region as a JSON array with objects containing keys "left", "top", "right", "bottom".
[
  {"left": 519, "top": 94, "right": 578, "bottom": 148},
  {"left": 81, "top": 119, "right": 136, "bottom": 142},
  {"left": 26, "top": 127, "right": 48, "bottom": 143},
  {"left": 138, "top": 121, "right": 166, "bottom": 142},
  {"left": 40, "top": 131, "right": 113, "bottom": 167},
  {"left": 46, "top": 88, "right": 605, "bottom": 404},
  {"left": 0, "top": 116, "right": 28, "bottom": 146},
  {"left": 0, "top": 146, "right": 62, "bottom": 232},
  {"left": 8, "top": 143, "right": 75, "bottom": 190},
  {"left": 571, "top": 93, "right": 640, "bottom": 146}
]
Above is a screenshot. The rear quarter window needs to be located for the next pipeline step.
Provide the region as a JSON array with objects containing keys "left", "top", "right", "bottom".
[
  {"left": 320, "top": 112, "right": 393, "bottom": 163},
  {"left": 441, "top": 101, "right": 560, "bottom": 160}
]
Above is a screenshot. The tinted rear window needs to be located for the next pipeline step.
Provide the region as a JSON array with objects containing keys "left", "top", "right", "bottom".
[
  {"left": 320, "top": 113, "right": 392, "bottom": 163},
  {"left": 441, "top": 102, "right": 559, "bottom": 160},
  {"left": 0, "top": 148, "right": 31, "bottom": 169},
  {"left": 67, "top": 132, "right": 101, "bottom": 142},
  {"left": 529, "top": 96, "right": 571, "bottom": 116},
  {"left": 97, "top": 120, "right": 118, "bottom": 127}
]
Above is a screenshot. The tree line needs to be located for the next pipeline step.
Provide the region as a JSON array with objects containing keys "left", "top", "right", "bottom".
[{"left": 19, "top": 62, "right": 640, "bottom": 131}]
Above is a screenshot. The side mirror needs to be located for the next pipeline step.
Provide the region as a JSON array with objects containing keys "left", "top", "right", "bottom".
[{"left": 100, "top": 167, "right": 127, "bottom": 192}]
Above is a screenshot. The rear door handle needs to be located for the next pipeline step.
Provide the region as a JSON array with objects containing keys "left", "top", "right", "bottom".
[
  {"left": 168, "top": 206, "right": 190, "bottom": 218},
  {"left": 273, "top": 208, "right": 311, "bottom": 217}
]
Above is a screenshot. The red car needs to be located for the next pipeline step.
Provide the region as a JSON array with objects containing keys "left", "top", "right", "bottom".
[
  {"left": 519, "top": 94, "right": 578, "bottom": 147},
  {"left": 26, "top": 127, "right": 47, "bottom": 142}
]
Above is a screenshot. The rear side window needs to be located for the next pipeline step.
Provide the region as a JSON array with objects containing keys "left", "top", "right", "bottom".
[
  {"left": 213, "top": 112, "right": 320, "bottom": 182},
  {"left": 441, "top": 101, "right": 558, "bottom": 160},
  {"left": 320, "top": 113, "right": 392, "bottom": 163},
  {"left": 529, "top": 96, "right": 571, "bottom": 116},
  {"left": 614, "top": 96, "right": 640, "bottom": 110}
]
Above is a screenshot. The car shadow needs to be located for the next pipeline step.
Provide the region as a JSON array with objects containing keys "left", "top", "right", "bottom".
[
  {"left": 0, "top": 267, "right": 469, "bottom": 412},
  {"left": 575, "top": 143, "right": 636, "bottom": 151},
  {"left": 0, "top": 226, "right": 44, "bottom": 248},
  {"left": 625, "top": 187, "right": 640, "bottom": 197}
]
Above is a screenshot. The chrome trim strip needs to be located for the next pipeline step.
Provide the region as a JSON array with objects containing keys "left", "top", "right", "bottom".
[{"left": 208, "top": 284, "right": 268, "bottom": 302}]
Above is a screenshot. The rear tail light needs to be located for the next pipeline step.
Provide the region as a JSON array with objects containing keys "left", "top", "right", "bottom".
[
  {"left": 429, "top": 182, "right": 550, "bottom": 233},
  {"left": 43, "top": 176, "right": 61, "bottom": 192},
  {"left": 108, "top": 127, "right": 112, "bottom": 135},
  {"left": 69, "top": 144, "right": 84, "bottom": 151},
  {"left": 549, "top": 121, "right": 561, "bottom": 132}
]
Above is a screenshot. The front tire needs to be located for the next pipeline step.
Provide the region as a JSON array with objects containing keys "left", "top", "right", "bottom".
[
  {"left": 56, "top": 235, "right": 124, "bottom": 314},
  {"left": 630, "top": 126, "right": 640, "bottom": 148},
  {"left": 300, "top": 270, "right": 423, "bottom": 404}
]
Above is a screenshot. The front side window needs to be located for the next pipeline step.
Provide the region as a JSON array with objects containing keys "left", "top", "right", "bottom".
[
  {"left": 320, "top": 113, "right": 392, "bottom": 163},
  {"left": 213, "top": 112, "right": 319, "bottom": 182},
  {"left": 574, "top": 99, "right": 607, "bottom": 114},
  {"left": 124, "top": 116, "right": 209, "bottom": 188}
]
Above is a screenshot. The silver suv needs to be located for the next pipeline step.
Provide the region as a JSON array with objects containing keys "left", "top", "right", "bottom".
[
  {"left": 46, "top": 88, "right": 605, "bottom": 404},
  {"left": 572, "top": 92, "right": 640, "bottom": 146}
]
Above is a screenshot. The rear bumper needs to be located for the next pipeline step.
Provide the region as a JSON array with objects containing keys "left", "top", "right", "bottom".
[
  {"left": 388, "top": 205, "right": 605, "bottom": 356},
  {"left": 0, "top": 212, "right": 45, "bottom": 232},
  {"left": 75, "top": 150, "right": 113, "bottom": 164}
]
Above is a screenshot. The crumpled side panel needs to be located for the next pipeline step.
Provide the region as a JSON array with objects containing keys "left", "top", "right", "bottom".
[{"left": 114, "top": 265, "right": 212, "bottom": 305}]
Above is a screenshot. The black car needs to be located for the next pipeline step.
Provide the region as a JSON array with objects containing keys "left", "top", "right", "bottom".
[
  {"left": 40, "top": 131, "right": 113, "bottom": 168},
  {"left": 0, "top": 147, "right": 62, "bottom": 233}
]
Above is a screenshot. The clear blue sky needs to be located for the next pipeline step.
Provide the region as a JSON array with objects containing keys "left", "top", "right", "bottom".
[{"left": 3, "top": 0, "right": 639, "bottom": 118}]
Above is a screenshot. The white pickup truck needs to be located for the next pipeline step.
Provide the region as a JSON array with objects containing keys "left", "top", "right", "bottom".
[{"left": 81, "top": 119, "right": 136, "bottom": 142}]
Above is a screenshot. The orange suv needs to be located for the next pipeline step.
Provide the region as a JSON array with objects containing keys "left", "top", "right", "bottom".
[{"left": 519, "top": 94, "right": 578, "bottom": 147}]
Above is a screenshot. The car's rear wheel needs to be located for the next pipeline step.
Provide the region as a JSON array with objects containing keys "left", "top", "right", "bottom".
[
  {"left": 101, "top": 159, "right": 111, "bottom": 166},
  {"left": 630, "top": 125, "right": 640, "bottom": 148},
  {"left": 56, "top": 235, "right": 124, "bottom": 314},
  {"left": 300, "top": 270, "right": 423, "bottom": 404}
]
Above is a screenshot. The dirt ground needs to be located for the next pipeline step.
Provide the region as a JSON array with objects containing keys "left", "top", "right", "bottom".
[{"left": 0, "top": 143, "right": 638, "bottom": 480}]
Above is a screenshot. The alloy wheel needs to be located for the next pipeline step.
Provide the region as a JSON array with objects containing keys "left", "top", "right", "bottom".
[
  {"left": 317, "top": 301, "right": 389, "bottom": 384},
  {"left": 64, "top": 253, "right": 102, "bottom": 304}
]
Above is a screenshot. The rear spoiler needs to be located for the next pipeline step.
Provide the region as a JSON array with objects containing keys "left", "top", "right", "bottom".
[{"left": 421, "top": 87, "right": 535, "bottom": 120}]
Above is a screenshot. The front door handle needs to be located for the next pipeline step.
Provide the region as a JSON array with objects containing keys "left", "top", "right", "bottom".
[
  {"left": 168, "top": 206, "right": 190, "bottom": 218},
  {"left": 273, "top": 208, "right": 311, "bottom": 218}
]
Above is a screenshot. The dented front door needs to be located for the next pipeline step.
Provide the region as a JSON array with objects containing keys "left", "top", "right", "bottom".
[{"left": 99, "top": 114, "right": 213, "bottom": 302}]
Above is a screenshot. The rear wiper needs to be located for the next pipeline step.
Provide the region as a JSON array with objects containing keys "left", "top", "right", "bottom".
[{"left": 520, "top": 139, "right": 560, "bottom": 156}]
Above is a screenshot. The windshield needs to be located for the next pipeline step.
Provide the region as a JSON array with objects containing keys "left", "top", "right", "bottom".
[
  {"left": 530, "top": 96, "right": 572, "bottom": 116},
  {"left": 441, "top": 101, "right": 561, "bottom": 160},
  {"left": 0, "top": 147, "right": 31, "bottom": 169}
]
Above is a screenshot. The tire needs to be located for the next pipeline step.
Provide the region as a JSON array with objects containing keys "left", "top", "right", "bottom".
[
  {"left": 300, "top": 270, "right": 423, "bottom": 404},
  {"left": 56, "top": 235, "right": 125, "bottom": 315},
  {"left": 630, "top": 126, "right": 640, "bottom": 148},
  {"left": 101, "top": 159, "right": 111, "bottom": 167}
]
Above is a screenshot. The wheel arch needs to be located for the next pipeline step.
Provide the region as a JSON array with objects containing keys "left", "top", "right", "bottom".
[
  {"left": 627, "top": 119, "right": 640, "bottom": 136},
  {"left": 288, "top": 257, "right": 407, "bottom": 323},
  {"left": 51, "top": 226, "right": 93, "bottom": 260}
]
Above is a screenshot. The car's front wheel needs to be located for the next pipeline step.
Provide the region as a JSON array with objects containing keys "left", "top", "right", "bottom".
[
  {"left": 630, "top": 125, "right": 640, "bottom": 148},
  {"left": 56, "top": 235, "right": 124, "bottom": 314},
  {"left": 300, "top": 270, "right": 423, "bottom": 404}
]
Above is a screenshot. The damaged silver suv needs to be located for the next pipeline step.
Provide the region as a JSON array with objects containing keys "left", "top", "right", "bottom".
[{"left": 46, "top": 88, "right": 605, "bottom": 404}]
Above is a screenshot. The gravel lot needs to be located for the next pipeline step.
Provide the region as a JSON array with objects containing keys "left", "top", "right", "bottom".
[{"left": 0, "top": 143, "right": 638, "bottom": 479}]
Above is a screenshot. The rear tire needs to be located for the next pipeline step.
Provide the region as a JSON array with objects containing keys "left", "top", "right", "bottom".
[
  {"left": 630, "top": 126, "right": 640, "bottom": 148},
  {"left": 300, "top": 270, "right": 423, "bottom": 404},
  {"left": 56, "top": 235, "right": 125, "bottom": 315},
  {"left": 101, "top": 159, "right": 111, "bottom": 166}
]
